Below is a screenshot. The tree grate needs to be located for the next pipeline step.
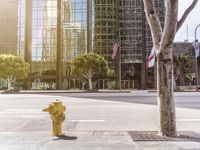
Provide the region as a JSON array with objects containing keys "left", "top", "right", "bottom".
[{"left": 128, "top": 131, "right": 200, "bottom": 142}]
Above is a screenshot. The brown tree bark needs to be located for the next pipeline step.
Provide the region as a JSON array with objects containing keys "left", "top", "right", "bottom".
[{"left": 157, "top": 47, "right": 176, "bottom": 136}]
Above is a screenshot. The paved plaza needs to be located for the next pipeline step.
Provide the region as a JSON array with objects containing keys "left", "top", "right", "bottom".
[{"left": 0, "top": 91, "right": 200, "bottom": 150}]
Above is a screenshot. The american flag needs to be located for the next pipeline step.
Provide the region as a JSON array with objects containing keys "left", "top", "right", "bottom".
[
  {"left": 111, "top": 36, "right": 120, "bottom": 60},
  {"left": 146, "top": 47, "right": 156, "bottom": 68}
]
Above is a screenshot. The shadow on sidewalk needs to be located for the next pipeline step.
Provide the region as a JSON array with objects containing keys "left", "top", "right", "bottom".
[
  {"left": 179, "top": 131, "right": 200, "bottom": 142},
  {"left": 53, "top": 135, "right": 77, "bottom": 141}
]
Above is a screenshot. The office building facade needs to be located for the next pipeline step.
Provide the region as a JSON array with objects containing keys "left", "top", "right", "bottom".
[
  {"left": 0, "top": 0, "right": 18, "bottom": 55},
  {"left": 93, "top": 0, "right": 165, "bottom": 89},
  {"left": 0, "top": 0, "right": 165, "bottom": 89}
]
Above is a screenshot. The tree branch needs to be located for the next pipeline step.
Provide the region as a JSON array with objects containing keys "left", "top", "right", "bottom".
[
  {"left": 177, "top": 0, "right": 198, "bottom": 32},
  {"left": 84, "top": 70, "right": 93, "bottom": 79},
  {"left": 143, "top": 0, "right": 162, "bottom": 50},
  {"left": 83, "top": 74, "right": 88, "bottom": 79},
  {"left": 10, "top": 78, "right": 16, "bottom": 83},
  {"left": 160, "top": 0, "right": 178, "bottom": 50}
]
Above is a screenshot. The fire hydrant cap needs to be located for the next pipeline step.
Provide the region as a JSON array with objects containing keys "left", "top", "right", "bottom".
[{"left": 52, "top": 99, "right": 62, "bottom": 104}]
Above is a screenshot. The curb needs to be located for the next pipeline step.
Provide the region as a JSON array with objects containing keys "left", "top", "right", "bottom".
[{"left": 1, "top": 90, "right": 132, "bottom": 94}]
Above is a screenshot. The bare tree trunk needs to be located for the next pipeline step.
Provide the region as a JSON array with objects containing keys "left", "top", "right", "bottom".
[
  {"left": 157, "top": 48, "right": 176, "bottom": 136},
  {"left": 7, "top": 81, "right": 12, "bottom": 91},
  {"left": 143, "top": 0, "right": 198, "bottom": 137},
  {"left": 88, "top": 78, "right": 92, "bottom": 91},
  {"left": 173, "top": 76, "right": 177, "bottom": 90},
  {"left": 82, "top": 81, "right": 86, "bottom": 90}
]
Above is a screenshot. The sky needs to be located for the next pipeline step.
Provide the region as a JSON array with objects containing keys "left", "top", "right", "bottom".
[{"left": 175, "top": 0, "right": 200, "bottom": 42}]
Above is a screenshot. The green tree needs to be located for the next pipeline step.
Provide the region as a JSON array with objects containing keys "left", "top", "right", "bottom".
[
  {"left": 0, "top": 54, "right": 30, "bottom": 91},
  {"left": 71, "top": 53, "right": 109, "bottom": 90},
  {"left": 173, "top": 49, "right": 193, "bottom": 87}
]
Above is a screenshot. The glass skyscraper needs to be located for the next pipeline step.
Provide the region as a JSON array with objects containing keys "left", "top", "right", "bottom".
[
  {"left": 1, "top": 0, "right": 165, "bottom": 89},
  {"left": 92, "top": 0, "right": 164, "bottom": 89}
]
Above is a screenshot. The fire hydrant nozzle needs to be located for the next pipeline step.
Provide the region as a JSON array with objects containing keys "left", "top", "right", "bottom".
[{"left": 43, "top": 99, "right": 66, "bottom": 136}]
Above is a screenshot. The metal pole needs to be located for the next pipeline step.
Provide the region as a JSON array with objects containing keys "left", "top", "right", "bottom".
[
  {"left": 195, "top": 24, "right": 200, "bottom": 91},
  {"left": 118, "top": 30, "right": 121, "bottom": 90}
]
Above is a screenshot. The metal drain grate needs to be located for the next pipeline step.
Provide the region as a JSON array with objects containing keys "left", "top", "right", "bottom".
[{"left": 128, "top": 131, "right": 198, "bottom": 141}]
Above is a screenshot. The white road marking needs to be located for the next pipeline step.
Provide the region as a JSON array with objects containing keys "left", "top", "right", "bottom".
[
  {"left": 68, "top": 120, "right": 105, "bottom": 122},
  {"left": 178, "top": 119, "right": 200, "bottom": 122}
]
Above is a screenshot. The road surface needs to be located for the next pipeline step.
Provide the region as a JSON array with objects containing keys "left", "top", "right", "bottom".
[{"left": 0, "top": 91, "right": 200, "bottom": 132}]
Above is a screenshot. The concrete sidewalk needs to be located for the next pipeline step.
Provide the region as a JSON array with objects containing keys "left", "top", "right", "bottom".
[
  {"left": 0, "top": 131, "right": 137, "bottom": 150},
  {"left": 1, "top": 131, "right": 200, "bottom": 150}
]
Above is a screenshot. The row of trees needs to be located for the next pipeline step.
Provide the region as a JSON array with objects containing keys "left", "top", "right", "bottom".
[
  {"left": 0, "top": 50, "right": 196, "bottom": 92},
  {"left": 40, "top": 50, "right": 194, "bottom": 90},
  {"left": 0, "top": 53, "right": 110, "bottom": 91}
]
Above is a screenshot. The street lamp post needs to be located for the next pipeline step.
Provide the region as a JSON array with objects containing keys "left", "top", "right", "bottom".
[{"left": 194, "top": 24, "right": 200, "bottom": 91}]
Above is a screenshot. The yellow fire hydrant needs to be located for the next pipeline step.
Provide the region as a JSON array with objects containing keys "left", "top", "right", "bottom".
[{"left": 43, "top": 99, "right": 66, "bottom": 136}]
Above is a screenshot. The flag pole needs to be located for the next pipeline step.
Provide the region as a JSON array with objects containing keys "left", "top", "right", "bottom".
[{"left": 118, "top": 29, "right": 121, "bottom": 90}]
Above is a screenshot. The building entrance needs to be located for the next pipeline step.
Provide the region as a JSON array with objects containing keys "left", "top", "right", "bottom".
[
  {"left": 121, "top": 80, "right": 137, "bottom": 89},
  {"left": 97, "top": 79, "right": 110, "bottom": 89}
]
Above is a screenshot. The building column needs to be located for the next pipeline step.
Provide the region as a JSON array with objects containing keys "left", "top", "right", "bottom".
[
  {"left": 87, "top": 0, "right": 92, "bottom": 53},
  {"left": 24, "top": 0, "right": 33, "bottom": 90},
  {"left": 141, "top": 0, "right": 146, "bottom": 89},
  {"left": 56, "top": 0, "right": 64, "bottom": 90},
  {"left": 115, "top": 0, "right": 121, "bottom": 90}
]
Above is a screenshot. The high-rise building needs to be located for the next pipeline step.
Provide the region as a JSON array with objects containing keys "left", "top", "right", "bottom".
[
  {"left": 41, "top": 1, "right": 57, "bottom": 62},
  {"left": 63, "top": 0, "right": 87, "bottom": 62},
  {"left": 14, "top": 0, "right": 165, "bottom": 89},
  {"left": 93, "top": 0, "right": 165, "bottom": 89},
  {"left": 20, "top": 0, "right": 87, "bottom": 89},
  {"left": 0, "top": 0, "right": 18, "bottom": 55}
]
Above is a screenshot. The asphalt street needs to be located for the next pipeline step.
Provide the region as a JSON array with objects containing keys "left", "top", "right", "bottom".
[{"left": 49, "top": 91, "right": 200, "bottom": 109}]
